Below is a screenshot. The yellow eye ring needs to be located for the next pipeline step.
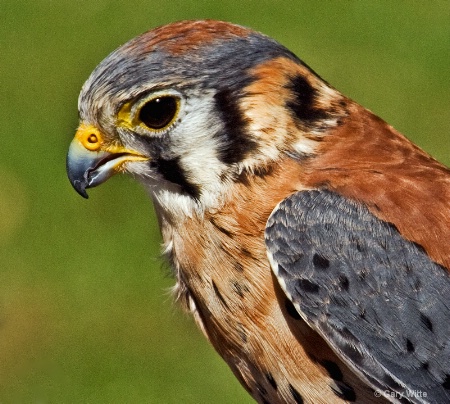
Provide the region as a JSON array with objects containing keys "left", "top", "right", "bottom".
[{"left": 117, "top": 93, "right": 181, "bottom": 133}]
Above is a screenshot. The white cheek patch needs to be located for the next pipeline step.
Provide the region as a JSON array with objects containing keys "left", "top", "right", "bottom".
[{"left": 155, "top": 91, "right": 232, "bottom": 212}]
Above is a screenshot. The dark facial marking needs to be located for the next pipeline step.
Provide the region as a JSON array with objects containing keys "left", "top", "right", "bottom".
[
  {"left": 286, "top": 75, "right": 329, "bottom": 128},
  {"left": 154, "top": 157, "right": 200, "bottom": 199},
  {"left": 214, "top": 88, "right": 258, "bottom": 164},
  {"left": 288, "top": 384, "right": 304, "bottom": 404},
  {"left": 285, "top": 298, "right": 302, "bottom": 320}
]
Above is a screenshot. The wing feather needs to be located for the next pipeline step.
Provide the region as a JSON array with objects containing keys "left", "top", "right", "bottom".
[{"left": 265, "top": 190, "right": 450, "bottom": 404}]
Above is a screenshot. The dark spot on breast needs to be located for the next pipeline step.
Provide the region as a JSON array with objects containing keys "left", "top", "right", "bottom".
[
  {"left": 338, "top": 274, "right": 349, "bottom": 291},
  {"left": 321, "top": 360, "right": 343, "bottom": 381},
  {"left": 241, "top": 247, "right": 254, "bottom": 258},
  {"left": 237, "top": 322, "right": 247, "bottom": 343},
  {"left": 406, "top": 338, "right": 415, "bottom": 353},
  {"left": 331, "top": 381, "right": 356, "bottom": 402},
  {"left": 214, "top": 88, "right": 258, "bottom": 164},
  {"left": 212, "top": 281, "right": 229, "bottom": 309},
  {"left": 231, "top": 280, "right": 249, "bottom": 298},
  {"left": 234, "top": 261, "right": 244, "bottom": 272},
  {"left": 313, "top": 253, "right": 329, "bottom": 269},
  {"left": 286, "top": 75, "right": 329, "bottom": 128},
  {"left": 285, "top": 298, "right": 302, "bottom": 320},
  {"left": 297, "top": 279, "right": 320, "bottom": 294},
  {"left": 289, "top": 384, "right": 304, "bottom": 404},
  {"left": 443, "top": 374, "right": 450, "bottom": 389},
  {"left": 421, "top": 362, "right": 429, "bottom": 371},
  {"left": 266, "top": 372, "right": 277, "bottom": 390},
  {"left": 420, "top": 313, "right": 433, "bottom": 332},
  {"left": 155, "top": 157, "right": 200, "bottom": 199}
]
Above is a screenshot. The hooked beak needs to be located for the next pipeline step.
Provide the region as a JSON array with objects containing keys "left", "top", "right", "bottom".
[{"left": 66, "top": 124, "right": 148, "bottom": 198}]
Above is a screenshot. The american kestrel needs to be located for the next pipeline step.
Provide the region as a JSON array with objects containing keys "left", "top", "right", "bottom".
[{"left": 66, "top": 20, "right": 450, "bottom": 404}]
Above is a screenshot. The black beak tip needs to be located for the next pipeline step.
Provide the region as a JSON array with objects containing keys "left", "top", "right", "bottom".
[
  {"left": 71, "top": 180, "right": 90, "bottom": 199},
  {"left": 66, "top": 151, "right": 91, "bottom": 199}
]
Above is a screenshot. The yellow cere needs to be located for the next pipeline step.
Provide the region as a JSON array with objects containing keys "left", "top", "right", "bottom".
[{"left": 75, "top": 124, "right": 104, "bottom": 152}]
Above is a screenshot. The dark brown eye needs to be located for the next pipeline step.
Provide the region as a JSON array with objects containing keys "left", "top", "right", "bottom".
[{"left": 138, "top": 96, "right": 178, "bottom": 130}]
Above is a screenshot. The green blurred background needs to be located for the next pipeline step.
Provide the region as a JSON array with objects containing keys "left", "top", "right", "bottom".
[{"left": 0, "top": 1, "right": 448, "bottom": 402}]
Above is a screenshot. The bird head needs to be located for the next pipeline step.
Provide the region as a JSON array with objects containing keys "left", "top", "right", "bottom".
[{"left": 67, "top": 20, "right": 347, "bottom": 217}]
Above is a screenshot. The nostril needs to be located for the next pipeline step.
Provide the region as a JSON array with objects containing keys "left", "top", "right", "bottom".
[{"left": 87, "top": 134, "right": 98, "bottom": 144}]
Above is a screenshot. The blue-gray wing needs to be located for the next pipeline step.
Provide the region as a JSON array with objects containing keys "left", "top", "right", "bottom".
[{"left": 265, "top": 190, "right": 450, "bottom": 404}]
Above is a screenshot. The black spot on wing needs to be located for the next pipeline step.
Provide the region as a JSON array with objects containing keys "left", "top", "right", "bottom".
[
  {"left": 296, "top": 279, "right": 320, "bottom": 294},
  {"left": 265, "top": 189, "right": 450, "bottom": 403},
  {"left": 406, "top": 338, "right": 415, "bottom": 353},
  {"left": 313, "top": 253, "right": 329, "bottom": 269},
  {"left": 338, "top": 274, "right": 350, "bottom": 291},
  {"left": 443, "top": 374, "right": 450, "bottom": 389},
  {"left": 419, "top": 313, "right": 433, "bottom": 332},
  {"left": 214, "top": 88, "right": 258, "bottom": 164},
  {"left": 154, "top": 157, "right": 200, "bottom": 199},
  {"left": 285, "top": 75, "right": 329, "bottom": 130}
]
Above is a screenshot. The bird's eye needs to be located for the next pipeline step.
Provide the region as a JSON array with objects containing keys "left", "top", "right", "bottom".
[{"left": 137, "top": 96, "right": 179, "bottom": 130}]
